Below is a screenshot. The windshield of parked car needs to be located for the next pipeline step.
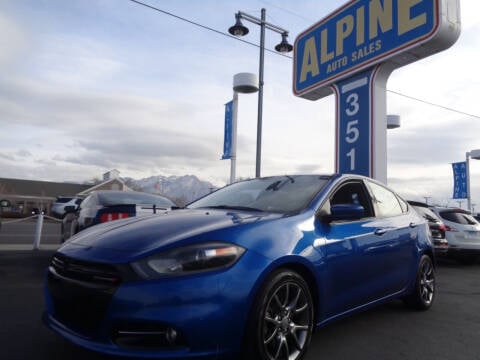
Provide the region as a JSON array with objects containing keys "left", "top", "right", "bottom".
[
  {"left": 412, "top": 206, "right": 440, "bottom": 223},
  {"left": 98, "top": 192, "right": 175, "bottom": 208},
  {"left": 187, "top": 175, "right": 330, "bottom": 214},
  {"left": 439, "top": 210, "right": 478, "bottom": 225}
]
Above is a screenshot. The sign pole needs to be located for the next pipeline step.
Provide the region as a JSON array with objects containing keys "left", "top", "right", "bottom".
[
  {"left": 333, "top": 63, "right": 394, "bottom": 183},
  {"left": 231, "top": 92, "right": 239, "bottom": 184},
  {"left": 466, "top": 152, "right": 471, "bottom": 212}
]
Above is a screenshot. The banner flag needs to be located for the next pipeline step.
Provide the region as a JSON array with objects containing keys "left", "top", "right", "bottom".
[
  {"left": 452, "top": 161, "right": 468, "bottom": 199},
  {"left": 222, "top": 100, "right": 233, "bottom": 160}
]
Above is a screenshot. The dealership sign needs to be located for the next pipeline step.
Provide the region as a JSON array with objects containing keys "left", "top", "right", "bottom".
[
  {"left": 294, "top": 0, "right": 460, "bottom": 100},
  {"left": 293, "top": 0, "right": 460, "bottom": 181}
]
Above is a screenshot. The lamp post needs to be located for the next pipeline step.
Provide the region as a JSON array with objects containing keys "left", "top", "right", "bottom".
[
  {"left": 384, "top": 114, "right": 400, "bottom": 185},
  {"left": 228, "top": 73, "right": 259, "bottom": 184},
  {"left": 229, "top": 9, "right": 293, "bottom": 178},
  {"left": 466, "top": 149, "right": 480, "bottom": 212}
]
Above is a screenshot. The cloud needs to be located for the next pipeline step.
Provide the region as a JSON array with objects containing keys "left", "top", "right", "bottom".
[{"left": 0, "top": 13, "right": 29, "bottom": 68}]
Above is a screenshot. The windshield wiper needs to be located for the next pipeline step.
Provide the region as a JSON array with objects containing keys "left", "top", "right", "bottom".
[{"left": 204, "top": 205, "right": 264, "bottom": 212}]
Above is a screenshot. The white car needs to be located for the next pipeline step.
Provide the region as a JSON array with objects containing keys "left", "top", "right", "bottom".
[
  {"left": 431, "top": 207, "right": 480, "bottom": 264},
  {"left": 51, "top": 196, "right": 83, "bottom": 218}
]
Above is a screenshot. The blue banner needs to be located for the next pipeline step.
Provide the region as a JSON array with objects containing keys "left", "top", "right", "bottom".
[
  {"left": 222, "top": 100, "right": 233, "bottom": 160},
  {"left": 452, "top": 162, "right": 467, "bottom": 199}
]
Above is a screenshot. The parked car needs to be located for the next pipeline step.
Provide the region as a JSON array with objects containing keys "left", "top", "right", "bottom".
[
  {"left": 408, "top": 201, "right": 448, "bottom": 255},
  {"left": 431, "top": 207, "right": 480, "bottom": 263},
  {"left": 45, "top": 174, "right": 435, "bottom": 360},
  {"left": 51, "top": 196, "right": 83, "bottom": 218},
  {"left": 0, "top": 199, "right": 12, "bottom": 231},
  {"left": 61, "top": 190, "right": 176, "bottom": 242}
]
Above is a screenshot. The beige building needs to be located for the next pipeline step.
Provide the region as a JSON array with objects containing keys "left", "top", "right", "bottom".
[{"left": 0, "top": 170, "right": 131, "bottom": 217}]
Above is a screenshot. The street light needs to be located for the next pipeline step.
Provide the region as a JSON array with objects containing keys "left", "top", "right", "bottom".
[
  {"left": 229, "top": 8, "right": 293, "bottom": 178},
  {"left": 387, "top": 114, "right": 401, "bottom": 130},
  {"left": 228, "top": 73, "right": 259, "bottom": 184},
  {"left": 466, "top": 149, "right": 480, "bottom": 212}
]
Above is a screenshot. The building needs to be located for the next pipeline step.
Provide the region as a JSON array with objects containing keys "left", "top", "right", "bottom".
[{"left": 0, "top": 170, "right": 132, "bottom": 216}]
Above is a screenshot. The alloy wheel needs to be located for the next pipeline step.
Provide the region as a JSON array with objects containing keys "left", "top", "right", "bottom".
[
  {"left": 262, "top": 281, "right": 312, "bottom": 360},
  {"left": 419, "top": 258, "right": 435, "bottom": 306}
]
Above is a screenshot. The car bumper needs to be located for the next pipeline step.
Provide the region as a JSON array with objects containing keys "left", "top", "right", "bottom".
[{"left": 43, "top": 251, "right": 269, "bottom": 359}]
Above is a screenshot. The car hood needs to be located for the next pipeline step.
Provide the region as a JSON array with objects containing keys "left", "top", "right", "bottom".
[{"left": 59, "top": 208, "right": 282, "bottom": 262}]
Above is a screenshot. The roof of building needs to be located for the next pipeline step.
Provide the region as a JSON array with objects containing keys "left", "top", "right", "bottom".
[
  {"left": 0, "top": 177, "right": 91, "bottom": 199},
  {"left": 77, "top": 177, "right": 131, "bottom": 196}
]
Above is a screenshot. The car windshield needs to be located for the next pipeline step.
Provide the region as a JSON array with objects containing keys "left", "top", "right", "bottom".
[
  {"left": 187, "top": 175, "right": 330, "bottom": 214},
  {"left": 412, "top": 206, "right": 440, "bottom": 222},
  {"left": 98, "top": 192, "right": 174, "bottom": 207},
  {"left": 439, "top": 210, "right": 478, "bottom": 225}
]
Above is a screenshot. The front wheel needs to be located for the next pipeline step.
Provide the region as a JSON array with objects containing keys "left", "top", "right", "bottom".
[
  {"left": 245, "top": 270, "right": 314, "bottom": 360},
  {"left": 404, "top": 255, "right": 435, "bottom": 310}
]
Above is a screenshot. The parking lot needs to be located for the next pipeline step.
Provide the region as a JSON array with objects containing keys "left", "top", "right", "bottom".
[
  {"left": 0, "top": 244, "right": 479, "bottom": 360},
  {"left": 0, "top": 217, "right": 62, "bottom": 249}
]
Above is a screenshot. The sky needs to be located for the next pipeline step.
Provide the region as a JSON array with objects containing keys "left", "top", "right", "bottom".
[{"left": 1, "top": 0, "right": 480, "bottom": 209}]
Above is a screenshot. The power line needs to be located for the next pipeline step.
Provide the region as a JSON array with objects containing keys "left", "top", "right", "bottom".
[
  {"left": 388, "top": 90, "right": 480, "bottom": 119},
  {"left": 126, "top": 0, "right": 480, "bottom": 120},
  {"left": 259, "top": 0, "right": 315, "bottom": 24},
  {"left": 126, "top": 0, "right": 291, "bottom": 58}
]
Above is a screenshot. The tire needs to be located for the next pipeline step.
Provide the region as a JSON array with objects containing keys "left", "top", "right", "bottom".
[
  {"left": 404, "top": 255, "right": 435, "bottom": 311},
  {"left": 244, "top": 269, "right": 314, "bottom": 360}
]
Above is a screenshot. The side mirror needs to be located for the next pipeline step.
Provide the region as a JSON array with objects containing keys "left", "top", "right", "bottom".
[{"left": 328, "top": 204, "right": 365, "bottom": 222}]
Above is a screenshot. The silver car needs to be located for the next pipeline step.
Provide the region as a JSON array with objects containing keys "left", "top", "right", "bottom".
[{"left": 431, "top": 207, "right": 480, "bottom": 264}]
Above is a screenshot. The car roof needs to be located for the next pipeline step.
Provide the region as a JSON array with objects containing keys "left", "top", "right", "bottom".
[{"left": 431, "top": 207, "right": 470, "bottom": 214}]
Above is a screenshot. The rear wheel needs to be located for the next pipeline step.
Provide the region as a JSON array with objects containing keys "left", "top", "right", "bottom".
[
  {"left": 245, "top": 270, "right": 314, "bottom": 360},
  {"left": 404, "top": 255, "right": 435, "bottom": 310}
]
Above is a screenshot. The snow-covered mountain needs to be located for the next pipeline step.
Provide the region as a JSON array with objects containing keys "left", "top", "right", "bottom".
[{"left": 124, "top": 175, "right": 217, "bottom": 206}]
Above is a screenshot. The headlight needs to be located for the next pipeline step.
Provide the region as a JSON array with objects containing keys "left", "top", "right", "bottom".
[{"left": 131, "top": 242, "right": 245, "bottom": 279}]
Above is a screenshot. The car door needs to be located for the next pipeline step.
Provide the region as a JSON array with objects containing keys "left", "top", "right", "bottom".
[
  {"left": 365, "top": 180, "right": 417, "bottom": 292},
  {"left": 318, "top": 179, "right": 415, "bottom": 318}
]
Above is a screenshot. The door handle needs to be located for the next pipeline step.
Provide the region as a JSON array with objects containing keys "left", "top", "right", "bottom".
[{"left": 374, "top": 228, "right": 387, "bottom": 236}]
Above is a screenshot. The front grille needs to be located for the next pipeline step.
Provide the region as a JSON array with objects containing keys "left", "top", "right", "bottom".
[{"left": 47, "top": 254, "right": 122, "bottom": 335}]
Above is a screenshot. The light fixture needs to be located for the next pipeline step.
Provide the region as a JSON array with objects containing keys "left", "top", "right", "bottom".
[
  {"left": 228, "top": 9, "right": 292, "bottom": 178},
  {"left": 275, "top": 33, "right": 293, "bottom": 53},
  {"left": 228, "top": 16, "right": 249, "bottom": 37}
]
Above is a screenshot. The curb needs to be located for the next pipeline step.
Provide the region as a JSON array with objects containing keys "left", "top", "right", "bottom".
[{"left": 0, "top": 244, "right": 60, "bottom": 251}]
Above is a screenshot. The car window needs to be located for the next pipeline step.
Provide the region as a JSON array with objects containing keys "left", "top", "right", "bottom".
[
  {"left": 397, "top": 197, "right": 408, "bottom": 214},
  {"left": 439, "top": 210, "right": 478, "bottom": 225},
  {"left": 188, "top": 175, "right": 330, "bottom": 214},
  {"left": 326, "top": 181, "right": 374, "bottom": 219},
  {"left": 367, "top": 181, "right": 403, "bottom": 217}
]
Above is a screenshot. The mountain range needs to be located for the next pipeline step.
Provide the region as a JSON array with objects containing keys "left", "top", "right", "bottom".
[{"left": 123, "top": 175, "right": 218, "bottom": 206}]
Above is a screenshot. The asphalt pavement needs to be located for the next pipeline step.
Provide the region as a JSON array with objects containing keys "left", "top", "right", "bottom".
[
  {"left": 0, "top": 217, "right": 62, "bottom": 250},
  {"left": 1, "top": 248, "right": 480, "bottom": 360}
]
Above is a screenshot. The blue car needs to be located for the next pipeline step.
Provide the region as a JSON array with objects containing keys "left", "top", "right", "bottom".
[{"left": 44, "top": 174, "right": 435, "bottom": 360}]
